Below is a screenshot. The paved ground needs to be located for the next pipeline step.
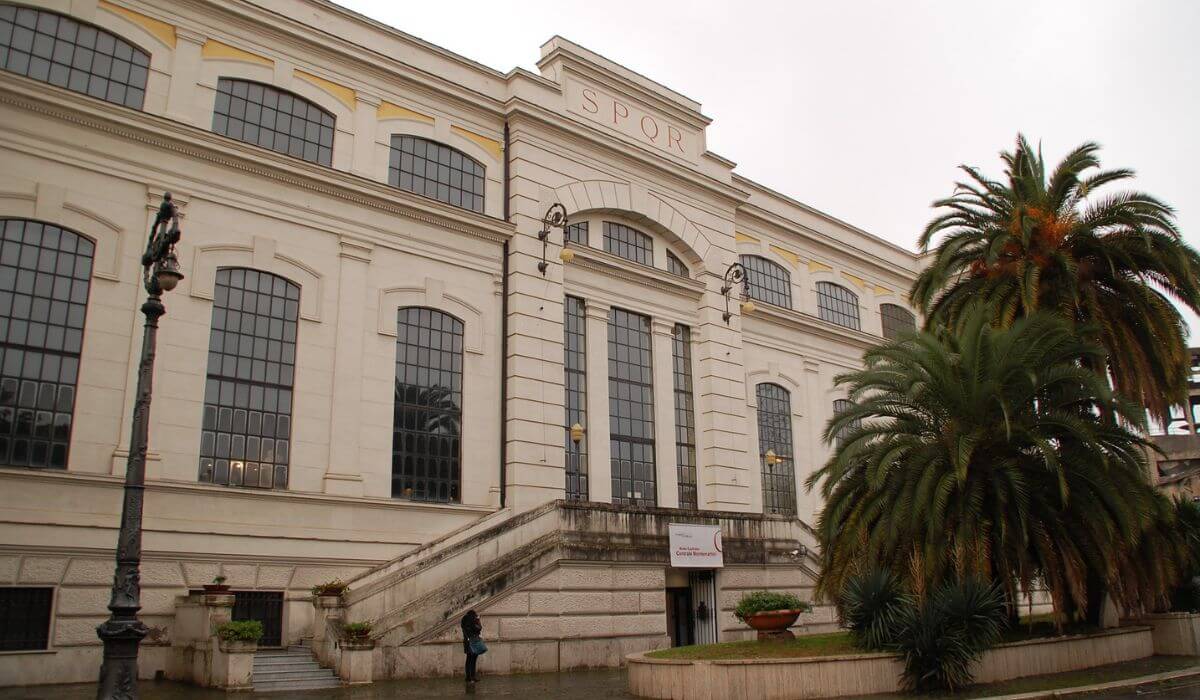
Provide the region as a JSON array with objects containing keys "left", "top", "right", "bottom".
[
  {"left": 1081, "top": 675, "right": 1200, "bottom": 699},
  {"left": 0, "top": 669, "right": 635, "bottom": 699}
]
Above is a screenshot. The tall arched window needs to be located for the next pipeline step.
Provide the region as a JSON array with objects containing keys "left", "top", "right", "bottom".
[
  {"left": 739, "top": 255, "right": 792, "bottom": 309},
  {"left": 198, "top": 268, "right": 299, "bottom": 490},
  {"left": 880, "top": 303, "right": 916, "bottom": 339},
  {"left": 608, "top": 307, "right": 655, "bottom": 506},
  {"left": 756, "top": 383, "right": 796, "bottom": 516},
  {"left": 832, "top": 398, "right": 860, "bottom": 449},
  {"left": 0, "top": 4, "right": 149, "bottom": 109},
  {"left": 212, "top": 78, "right": 335, "bottom": 166},
  {"left": 393, "top": 307, "right": 463, "bottom": 502},
  {"left": 388, "top": 136, "right": 484, "bottom": 213},
  {"left": 816, "top": 282, "right": 860, "bottom": 330},
  {"left": 0, "top": 219, "right": 93, "bottom": 469}
]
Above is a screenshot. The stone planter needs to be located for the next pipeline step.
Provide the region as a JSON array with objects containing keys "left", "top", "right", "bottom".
[
  {"left": 744, "top": 610, "right": 803, "bottom": 641},
  {"left": 1138, "top": 612, "right": 1200, "bottom": 655},
  {"left": 213, "top": 639, "right": 257, "bottom": 690},
  {"left": 315, "top": 594, "right": 344, "bottom": 608},
  {"left": 338, "top": 639, "right": 375, "bottom": 684}
]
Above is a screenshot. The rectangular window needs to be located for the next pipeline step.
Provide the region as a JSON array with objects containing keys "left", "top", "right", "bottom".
[
  {"left": 672, "top": 324, "right": 697, "bottom": 509},
  {"left": 608, "top": 307, "right": 655, "bottom": 506},
  {"left": 564, "top": 296, "right": 587, "bottom": 500},
  {"left": 0, "top": 587, "right": 52, "bottom": 651}
]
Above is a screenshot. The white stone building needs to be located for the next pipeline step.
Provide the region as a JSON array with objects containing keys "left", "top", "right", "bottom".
[{"left": 0, "top": 0, "right": 922, "bottom": 686}]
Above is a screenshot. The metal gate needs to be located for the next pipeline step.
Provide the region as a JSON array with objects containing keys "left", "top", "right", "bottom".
[
  {"left": 689, "top": 570, "right": 718, "bottom": 645},
  {"left": 232, "top": 591, "right": 284, "bottom": 647}
]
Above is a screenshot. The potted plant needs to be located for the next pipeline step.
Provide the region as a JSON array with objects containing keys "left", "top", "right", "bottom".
[
  {"left": 312, "top": 579, "right": 349, "bottom": 598},
  {"left": 735, "top": 591, "right": 811, "bottom": 640},
  {"left": 341, "top": 621, "right": 372, "bottom": 641},
  {"left": 203, "top": 575, "right": 230, "bottom": 593}
]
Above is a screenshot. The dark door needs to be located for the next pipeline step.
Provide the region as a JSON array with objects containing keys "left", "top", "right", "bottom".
[
  {"left": 665, "top": 587, "right": 694, "bottom": 647},
  {"left": 232, "top": 591, "right": 284, "bottom": 647}
]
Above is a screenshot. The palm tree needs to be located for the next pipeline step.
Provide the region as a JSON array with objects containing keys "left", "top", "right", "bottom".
[
  {"left": 806, "top": 303, "right": 1187, "bottom": 622},
  {"left": 911, "top": 135, "right": 1200, "bottom": 424}
]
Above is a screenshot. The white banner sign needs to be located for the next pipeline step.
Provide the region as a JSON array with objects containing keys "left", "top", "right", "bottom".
[{"left": 669, "top": 523, "right": 723, "bottom": 568}]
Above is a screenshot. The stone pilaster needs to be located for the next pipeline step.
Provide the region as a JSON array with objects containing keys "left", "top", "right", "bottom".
[
  {"left": 584, "top": 300, "right": 612, "bottom": 503},
  {"left": 166, "top": 28, "right": 205, "bottom": 125},
  {"left": 324, "top": 238, "right": 372, "bottom": 496},
  {"left": 351, "top": 93, "right": 381, "bottom": 178},
  {"left": 651, "top": 318, "right": 679, "bottom": 508}
]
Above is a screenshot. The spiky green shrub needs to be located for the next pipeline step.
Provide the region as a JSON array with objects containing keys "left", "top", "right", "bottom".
[
  {"left": 840, "top": 570, "right": 906, "bottom": 651},
  {"left": 893, "top": 580, "right": 1007, "bottom": 692}
]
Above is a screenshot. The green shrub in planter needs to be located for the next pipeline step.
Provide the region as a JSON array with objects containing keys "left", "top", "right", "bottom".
[
  {"left": 733, "top": 591, "right": 810, "bottom": 621},
  {"left": 342, "top": 621, "right": 372, "bottom": 639},
  {"left": 312, "top": 579, "right": 349, "bottom": 597},
  {"left": 216, "top": 620, "right": 263, "bottom": 644}
]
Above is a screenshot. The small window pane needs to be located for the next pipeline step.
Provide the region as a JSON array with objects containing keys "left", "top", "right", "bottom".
[
  {"left": 833, "top": 398, "right": 861, "bottom": 449},
  {"left": 740, "top": 255, "right": 792, "bottom": 309},
  {"left": 387, "top": 136, "right": 484, "bottom": 213},
  {"left": 666, "top": 251, "right": 688, "bottom": 278},
  {"left": 0, "top": 587, "right": 52, "bottom": 651},
  {"left": 212, "top": 78, "right": 334, "bottom": 166},
  {"left": 757, "top": 383, "right": 795, "bottom": 516},
  {"left": 817, "top": 282, "right": 861, "bottom": 330},
  {"left": 565, "top": 221, "right": 588, "bottom": 246},
  {"left": 0, "top": 5, "right": 148, "bottom": 109},
  {"left": 198, "top": 268, "right": 299, "bottom": 490},
  {"left": 603, "top": 222, "right": 653, "bottom": 267}
]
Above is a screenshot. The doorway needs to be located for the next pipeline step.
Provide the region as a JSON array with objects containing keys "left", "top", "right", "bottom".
[
  {"left": 665, "top": 586, "right": 694, "bottom": 647},
  {"left": 689, "top": 570, "right": 718, "bottom": 645},
  {"left": 232, "top": 590, "right": 284, "bottom": 647}
]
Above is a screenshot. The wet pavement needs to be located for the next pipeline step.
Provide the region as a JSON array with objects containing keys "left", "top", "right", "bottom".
[
  {"left": 1082, "top": 675, "right": 1200, "bottom": 699},
  {"left": 0, "top": 669, "right": 636, "bottom": 699}
]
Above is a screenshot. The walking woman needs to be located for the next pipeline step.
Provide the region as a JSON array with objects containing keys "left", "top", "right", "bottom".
[{"left": 461, "top": 609, "right": 484, "bottom": 683}]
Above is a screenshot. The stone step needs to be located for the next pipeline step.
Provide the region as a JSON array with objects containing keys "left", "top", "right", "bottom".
[
  {"left": 255, "top": 650, "right": 310, "bottom": 658},
  {"left": 253, "top": 677, "right": 343, "bottom": 692},
  {"left": 254, "top": 656, "right": 320, "bottom": 666},
  {"left": 253, "top": 669, "right": 339, "bottom": 682}
]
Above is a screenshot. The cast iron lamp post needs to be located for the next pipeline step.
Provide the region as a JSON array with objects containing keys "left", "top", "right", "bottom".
[
  {"left": 537, "top": 202, "right": 569, "bottom": 274},
  {"left": 96, "top": 193, "right": 184, "bottom": 699},
  {"left": 721, "top": 261, "right": 754, "bottom": 323}
]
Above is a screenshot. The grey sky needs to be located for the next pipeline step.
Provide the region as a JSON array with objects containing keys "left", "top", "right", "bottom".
[{"left": 339, "top": 0, "right": 1200, "bottom": 331}]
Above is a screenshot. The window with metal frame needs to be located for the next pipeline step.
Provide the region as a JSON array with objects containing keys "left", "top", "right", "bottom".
[
  {"left": 739, "top": 254, "right": 792, "bottom": 309},
  {"left": 0, "top": 4, "right": 149, "bottom": 110},
  {"left": 604, "top": 222, "right": 654, "bottom": 267},
  {"left": 608, "top": 307, "right": 655, "bottom": 506},
  {"left": 0, "top": 586, "right": 52, "bottom": 651},
  {"left": 565, "top": 221, "right": 588, "bottom": 246},
  {"left": 0, "top": 220, "right": 93, "bottom": 470},
  {"left": 198, "top": 268, "right": 299, "bottom": 490},
  {"left": 666, "top": 251, "right": 689, "bottom": 278},
  {"left": 392, "top": 307, "right": 463, "bottom": 503},
  {"left": 816, "top": 281, "right": 861, "bottom": 330},
  {"left": 880, "top": 303, "right": 916, "bottom": 339},
  {"left": 212, "top": 78, "right": 334, "bottom": 166},
  {"left": 756, "top": 383, "right": 796, "bottom": 516},
  {"left": 672, "top": 324, "right": 697, "bottom": 509},
  {"left": 388, "top": 135, "right": 485, "bottom": 213},
  {"left": 832, "top": 398, "right": 861, "bottom": 449},
  {"left": 564, "top": 296, "right": 588, "bottom": 500}
]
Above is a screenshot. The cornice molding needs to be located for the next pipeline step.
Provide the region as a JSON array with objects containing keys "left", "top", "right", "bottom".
[
  {"left": 0, "top": 76, "right": 514, "bottom": 247},
  {"left": 565, "top": 243, "right": 707, "bottom": 301},
  {"left": 744, "top": 302, "right": 883, "bottom": 352}
]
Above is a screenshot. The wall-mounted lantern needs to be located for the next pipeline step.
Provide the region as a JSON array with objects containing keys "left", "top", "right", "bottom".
[
  {"left": 570, "top": 422, "right": 585, "bottom": 444},
  {"left": 537, "top": 203, "right": 569, "bottom": 275},
  {"left": 721, "top": 261, "right": 754, "bottom": 323}
]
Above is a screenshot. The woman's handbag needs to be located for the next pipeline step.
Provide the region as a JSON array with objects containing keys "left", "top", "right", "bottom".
[{"left": 468, "top": 636, "right": 488, "bottom": 655}]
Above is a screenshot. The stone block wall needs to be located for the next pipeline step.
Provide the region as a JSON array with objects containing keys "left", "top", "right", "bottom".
[{"left": 718, "top": 564, "right": 837, "bottom": 641}]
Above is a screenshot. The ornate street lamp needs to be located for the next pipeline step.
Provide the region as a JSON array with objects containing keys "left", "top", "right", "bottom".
[
  {"left": 721, "top": 261, "right": 755, "bottom": 323},
  {"left": 96, "top": 193, "right": 184, "bottom": 699},
  {"left": 537, "top": 202, "right": 569, "bottom": 275}
]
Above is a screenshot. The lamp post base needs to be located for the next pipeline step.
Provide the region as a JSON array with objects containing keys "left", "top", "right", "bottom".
[{"left": 96, "top": 618, "right": 148, "bottom": 699}]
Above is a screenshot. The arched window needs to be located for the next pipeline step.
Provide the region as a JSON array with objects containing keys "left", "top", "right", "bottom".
[
  {"left": 212, "top": 78, "right": 334, "bottom": 166},
  {"left": 565, "top": 221, "right": 588, "bottom": 245},
  {"left": 816, "top": 282, "right": 860, "bottom": 330},
  {"left": 880, "top": 303, "right": 916, "bottom": 340},
  {"left": 739, "top": 255, "right": 792, "bottom": 309},
  {"left": 393, "top": 307, "right": 463, "bottom": 502},
  {"left": 0, "top": 4, "right": 149, "bottom": 109},
  {"left": 198, "top": 268, "right": 299, "bottom": 490},
  {"left": 756, "top": 383, "right": 795, "bottom": 516},
  {"left": 666, "top": 251, "right": 689, "bottom": 278},
  {"left": 832, "top": 398, "right": 860, "bottom": 449},
  {"left": 604, "top": 222, "right": 653, "bottom": 267},
  {"left": 388, "top": 136, "right": 484, "bottom": 213},
  {"left": 0, "top": 219, "right": 93, "bottom": 469}
]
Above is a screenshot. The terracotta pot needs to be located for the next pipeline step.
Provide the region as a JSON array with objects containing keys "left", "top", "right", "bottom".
[{"left": 743, "top": 609, "right": 802, "bottom": 632}]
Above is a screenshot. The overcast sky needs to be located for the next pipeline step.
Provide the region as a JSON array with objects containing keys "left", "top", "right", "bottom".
[{"left": 339, "top": 0, "right": 1200, "bottom": 331}]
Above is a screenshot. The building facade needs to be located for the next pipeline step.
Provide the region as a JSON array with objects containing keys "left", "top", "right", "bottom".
[{"left": 0, "top": 0, "right": 922, "bottom": 685}]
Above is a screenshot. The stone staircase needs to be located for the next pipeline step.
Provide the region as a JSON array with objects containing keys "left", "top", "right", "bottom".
[{"left": 252, "top": 644, "right": 341, "bottom": 693}]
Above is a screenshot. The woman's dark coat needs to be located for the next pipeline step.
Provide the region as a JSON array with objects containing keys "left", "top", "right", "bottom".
[{"left": 461, "top": 612, "right": 482, "bottom": 654}]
